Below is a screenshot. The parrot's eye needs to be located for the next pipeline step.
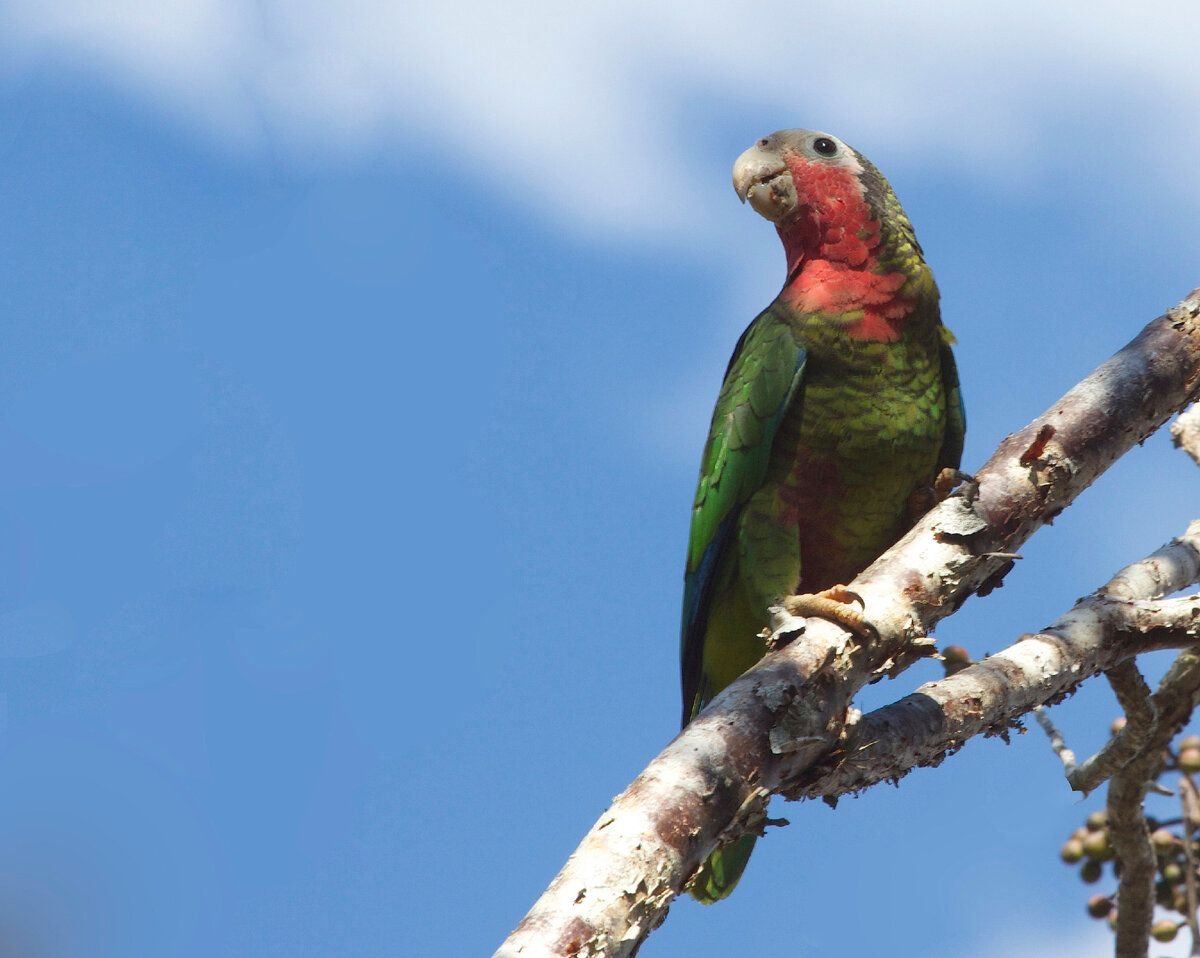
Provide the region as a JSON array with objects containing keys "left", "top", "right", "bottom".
[{"left": 812, "top": 137, "right": 838, "bottom": 157}]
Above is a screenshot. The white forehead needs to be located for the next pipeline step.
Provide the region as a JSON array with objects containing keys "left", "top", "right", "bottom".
[{"left": 757, "top": 129, "right": 865, "bottom": 174}]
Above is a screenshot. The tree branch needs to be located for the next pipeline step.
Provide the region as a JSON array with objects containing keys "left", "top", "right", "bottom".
[
  {"left": 1077, "top": 663, "right": 1156, "bottom": 796},
  {"left": 495, "top": 290, "right": 1200, "bottom": 958},
  {"left": 1105, "top": 662, "right": 1156, "bottom": 958},
  {"left": 1104, "top": 650, "right": 1200, "bottom": 957},
  {"left": 793, "top": 528, "right": 1200, "bottom": 801},
  {"left": 1179, "top": 774, "right": 1200, "bottom": 956},
  {"left": 1172, "top": 403, "right": 1200, "bottom": 467}
]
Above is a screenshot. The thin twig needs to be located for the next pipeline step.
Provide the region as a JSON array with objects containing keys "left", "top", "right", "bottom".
[{"left": 1033, "top": 707, "right": 1077, "bottom": 777}]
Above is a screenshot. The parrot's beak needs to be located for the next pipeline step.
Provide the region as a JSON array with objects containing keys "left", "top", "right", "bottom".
[{"left": 732, "top": 144, "right": 797, "bottom": 223}]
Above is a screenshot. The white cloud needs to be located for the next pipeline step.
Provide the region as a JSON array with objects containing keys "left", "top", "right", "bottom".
[
  {"left": 2, "top": 1, "right": 1199, "bottom": 240},
  {"left": 977, "top": 920, "right": 1192, "bottom": 958}
]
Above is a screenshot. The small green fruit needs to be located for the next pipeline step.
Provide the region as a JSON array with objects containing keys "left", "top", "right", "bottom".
[
  {"left": 1152, "top": 828, "right": 1178, "bottom": 852},
  {"left": 1083, "top": 830, "right": 1112, "bottom": 860},
  {"left": 1178, "top": 747, "right": 1200, "bottom": 773},
  {"left": 1179, "top": 734, "right": 1200, "bottom": 751},
  {"left": 1081, "top": 860, "right": 1103, "bottom": 884},
  {"left": 1163, "top": 862, "right": 1183, "bottom": 882},
  {"left": 1086, "top": 895, "right": 1112, "bottom": 918},
  {"left": 1110, "top": 716, "right": 1127, "bottom": 735},
  {"left": 1086, "top": 810, "right": 1108, "bottom": 831},
  {"left": 1151, "top": 919, "right": 1179, "bottom": 942},
  {"left": 1061, "top": 839, "right": 1085, "bottom": 863}
]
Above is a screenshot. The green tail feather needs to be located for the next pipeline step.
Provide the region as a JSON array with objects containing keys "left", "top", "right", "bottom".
[{"left": 689, "top": 834, "right": 757, "bottom": 904}]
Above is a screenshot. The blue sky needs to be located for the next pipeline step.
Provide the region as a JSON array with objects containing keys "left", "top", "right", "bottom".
[{"left": 0, "top": 3, "right": 1198, "bottom": 956}]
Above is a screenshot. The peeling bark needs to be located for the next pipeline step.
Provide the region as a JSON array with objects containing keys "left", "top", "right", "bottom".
[{"left": 495, "top": 290, "right": 1200, "bottom": 958}]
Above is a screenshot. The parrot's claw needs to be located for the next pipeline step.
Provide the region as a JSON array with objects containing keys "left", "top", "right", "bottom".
[
  {"left": 907, "top": 468, "right": 977, "bottom": 522},
  {"left": 935, "top": 467, "right": 976, "bottom": 499},
  {"left": 781, "top": 586, "right": 878, "bottom": 640}
]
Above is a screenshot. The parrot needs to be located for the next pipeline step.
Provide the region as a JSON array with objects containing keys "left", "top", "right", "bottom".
[{"left": 680, "top": 129, "right": 965, "bottom": 903}]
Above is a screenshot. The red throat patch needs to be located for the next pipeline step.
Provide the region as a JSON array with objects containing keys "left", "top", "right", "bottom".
[{"left": 775, "top": 156, "right": 914, "bottom": 342}]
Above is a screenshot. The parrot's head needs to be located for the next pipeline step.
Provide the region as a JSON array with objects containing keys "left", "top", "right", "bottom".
[
  {"left": 732, "top": 129, "right": 875, "bottom": 224},
  {"left": 732, "top": 129, "right": 914, "bottom": 271}
]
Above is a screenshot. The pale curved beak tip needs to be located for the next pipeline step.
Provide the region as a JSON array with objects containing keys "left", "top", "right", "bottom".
[
  {"left": 732, "top": 145, "right": 783, "bottom": 203},
  {"left": 731, "top": 142, "right": 796, "bottom": 223}
]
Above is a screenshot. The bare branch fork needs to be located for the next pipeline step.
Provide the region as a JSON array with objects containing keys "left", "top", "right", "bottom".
[
  {"left": 801, "top": 553, "right": 1200, "bottom": 801},
  {"left": 495, "top": 290, "right": 1200, "bottom": 958}
]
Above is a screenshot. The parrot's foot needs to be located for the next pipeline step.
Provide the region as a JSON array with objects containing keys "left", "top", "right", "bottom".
[
  {"left": 935, "top": 467, "right": 976, "bottom": 499},
  {"left": 907, "top": 468, "right": 977, "bottom": 522},
  {"left": 781, "top": 586, "right": 878, "bottom": 639}
]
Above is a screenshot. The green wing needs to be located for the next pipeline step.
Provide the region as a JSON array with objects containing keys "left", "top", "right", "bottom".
[
  {"left": 937, "top": 329, "right": 966, "bottom": 472},
  {"left": 680, "top": 310, "right": 806, "bottom": 725}
]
